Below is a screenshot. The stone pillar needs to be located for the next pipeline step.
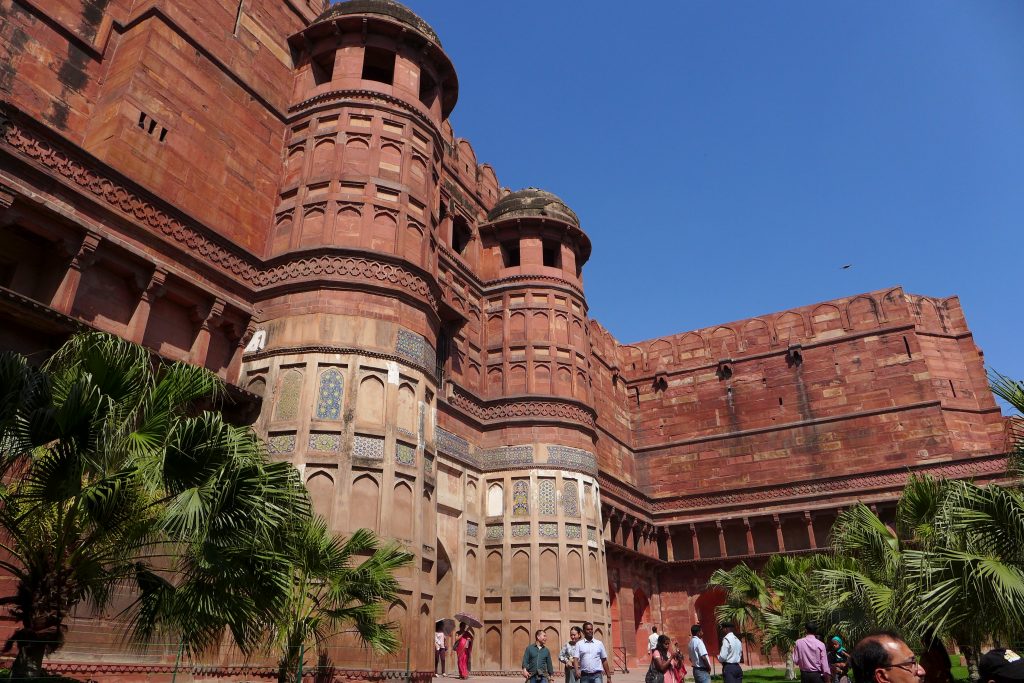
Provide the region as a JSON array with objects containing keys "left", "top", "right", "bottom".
[
  {"left": 52, "top": 232, "right": 101, "bottom": 314},
  {"left": 661, "top": 527, "right": 674, "bottom": 561},
  {"left": 744, "top": 517, "right": 754, "bottom": 555},
  {"left": 191, "top": 298, "right": 225, "bottom": 367},
  {"left": 128, "top": 268, "right": 167, "bottom": 343},
  {"left": 689, "top": 523, "right": 700, "bottom": 560},
  {"left": 773, "top": 514, "right": 785, "bottom": 552},
  {"left": 805, "top": 511, "right": 817, "bottom": 549}
]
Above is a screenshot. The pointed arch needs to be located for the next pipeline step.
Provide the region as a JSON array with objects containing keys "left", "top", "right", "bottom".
[
  {"left": 567, "top": 549, "right": 584, "bottom": 589},
  {"left": 274, "top": 368, "right": 303, "bottom": 422},
  {"left": 356, "top": 374, "right": 385, "bottom": 425},
  {"left": 350, "top": 474, "right": 380, "bottom": 531},
  {"left": 811, "top": 304, "right": 844, "bottom": 336},
  {"left": 397, "top": 382, "right": 416, "bottom": 433},
  {"left": 487, "top": 483, "right": 504, "bottom": 516},
  {"left": 315, "top": 368, "right": 344, "bottom": 420},
  {"left": 306, "top": 470, "right": 335, "bottom": 524},
  {"left": 392, "top": 480, "right": 414, "bottom": 539},
  {"left": 540, "top": 548, "right": 558, "bottom": 588}
]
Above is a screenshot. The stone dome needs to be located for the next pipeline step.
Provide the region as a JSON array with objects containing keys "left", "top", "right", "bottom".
[
  {"left": 315, "top": 0, "right": 440, "bottom": 46},
  {"left": 487, "top": 188, "right": 580, "bottom": 227}
]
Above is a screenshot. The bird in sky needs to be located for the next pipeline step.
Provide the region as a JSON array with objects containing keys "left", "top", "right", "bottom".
[{"left": 841, "top": 264, "right": 852, "bottom": 270}]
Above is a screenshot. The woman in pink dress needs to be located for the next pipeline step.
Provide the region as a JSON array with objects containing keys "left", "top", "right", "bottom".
[
  {"left": 454, "top": 623, "right": 473, "bottom": 679},
  {"left": 651, "top": 634, "right": 685, "bottom": 683}
]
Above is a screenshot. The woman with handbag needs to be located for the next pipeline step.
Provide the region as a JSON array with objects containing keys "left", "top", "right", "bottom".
[{"left": 649, "top": 635, "right": 684, "bottom": 683}]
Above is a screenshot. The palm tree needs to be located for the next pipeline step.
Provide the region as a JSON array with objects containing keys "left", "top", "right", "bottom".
[
  {"left": 272, "top": 520, "right": 414, "bottom": 683},
  {"left": 990, "top": 370, "right": 1024, "bottom": 478},
  {"left": 904, "top": 479, "right": 1024, "bottom": 680},
  {"left": 0, "top": 332, "right": 310, "bottom": 677},
  {"left": 710, "top": 555, "right": 830, "bottom": 679}
]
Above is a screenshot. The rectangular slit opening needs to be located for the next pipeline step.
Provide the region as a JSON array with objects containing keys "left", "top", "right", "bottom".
[{"left": 361, "top": 47, "right": 395, "bottom": 85}]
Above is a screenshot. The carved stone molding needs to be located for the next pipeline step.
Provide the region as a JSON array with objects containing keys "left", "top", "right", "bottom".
[
  {"left": 446, "top": 381, "right": 596, "bottom": 430},
  {"left": 648, "top": 454, "right": 1009, "bottom": 513}
]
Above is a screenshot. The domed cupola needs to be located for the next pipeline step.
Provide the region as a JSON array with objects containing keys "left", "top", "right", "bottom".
[
  {"left": 288, "top": 0, "right": 458, "bottom": 121},
  {"left": 479, "top": 187, "right": 591, "bottom": 283}
]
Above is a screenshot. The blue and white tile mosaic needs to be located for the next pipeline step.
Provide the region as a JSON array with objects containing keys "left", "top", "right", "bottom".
[
  {"left": 315, "top": 368, "right": 344, "bottom": 420},
  {"left": 274, "top": 370, "right": 303, "bottom": 421},
  {"left": 538, "top": 479, "right": 556, "bottom": 516},
  {"left": 562, "top": 480, "right": 580, "bottom": 518},
  {"left": 267, "top": 433, "right": 296, "bottom": 455},
  {"left": 308, "top": 432, "right": 340, "bottom": 452},
  {"left": 396, "top": 442, "right": 416, "bottom": 467},
  {"left": 512, "top": 480, "right": 530, "bottom": 517},
  {"left": 546, "top": 446, "right": 597, "bottom": 475},
  {"left": 485, "top": 524, "right": 504, "bottom": 540},
  {"left": 467, "top": 521, "right": 479, "bottom": 538},
  {"left": 479, "top": 445, "right": 534, "bottom": 468},
  {"left": 587, "top": 527, "right": 598, "bottom": 542},
  {"left": 395, "top": 329, "right": 437, "bottom": 370},
  {"left": 511, "top": 522, "right": 530, "bottom": 538},
  {"left": 539, "top": 522, "right": 558, "bottom": 538},
  {"left": 565, "top": 523, "right": 582, "bottom": 539},
  {"left": 352, "top": 435, "right": 384, "bottom": 460}
]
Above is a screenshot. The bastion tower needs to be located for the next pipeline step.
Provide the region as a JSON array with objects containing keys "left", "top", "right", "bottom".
[{"left": 241, "top": 0, "right": 611, "bottom": 671}]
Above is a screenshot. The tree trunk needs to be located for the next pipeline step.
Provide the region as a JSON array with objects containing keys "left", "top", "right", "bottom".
[
  {"left": 11, "top": 640, "right": 47, "bottom": 680},
  {"left": 786, "top": 653, "right": 796, "bottom": 681},
  {"left": 964, "top": 645, "right": 980, "bottom": 683}
]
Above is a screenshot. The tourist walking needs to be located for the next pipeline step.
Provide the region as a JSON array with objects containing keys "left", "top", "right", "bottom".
[
  {"left": 650, "top": 634, "right": 685, "bottom": 683},
  {"left": 828, "top": 637, "right": 850, "bottom": 683},
  {"left": 718, "top": 623, "right": 743, "bottom": 683},
  {"left": 793, "top": 623, "right": 830, "bottom": 683},
  {"left": 849, "top": 633, "right": 926, "bottom": 683},
  {"left": 577, "top": 621, "right": 613, "bottom": 683},
  {"left": 454, "top": 623, "right": 473, "bottom": 679},
  {"left": 559, "top": 626, "right": 582, "bottom": 683},
  {"left": 648, "top": 627, "right": 660, "bottom": 654},
  {"left": 522, "top": 630, "right": 555, "bottom": 683},
  {"left": 688, "top": 625, "right": 712, "bottom": 683},
  {"left": 435, "top": 622, "right": 449, "bottom": 677}
]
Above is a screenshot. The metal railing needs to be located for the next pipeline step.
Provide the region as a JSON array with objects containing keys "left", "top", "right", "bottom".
[{"left": 612, "top": 647, "right": 629, "bottom": 674}]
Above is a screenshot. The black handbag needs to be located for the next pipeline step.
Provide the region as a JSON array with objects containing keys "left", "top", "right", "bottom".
[{"left": 645, "top": 659, "right": 665, "bottom": 683}]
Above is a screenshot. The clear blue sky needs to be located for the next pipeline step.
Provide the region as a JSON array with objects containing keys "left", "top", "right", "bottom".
[{"left": 401, "top": 1, "right": 1023, "bottom": 405}]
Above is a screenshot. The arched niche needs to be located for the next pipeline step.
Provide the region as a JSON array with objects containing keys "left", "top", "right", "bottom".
[
  {"left": 540, "top": 548, "right": 558, "bottom": 588},
  {"left": 356, "top": 374, "right": 385, "bottom": 425},
  {"left": 350, "top": 474, "right": 380, "bottom": 531},
  {"left": 487, "top": 483, "right": 503, "bottom": 516},
  {"left": 392, "top": 481, "right": 414, "bottom": 539}
]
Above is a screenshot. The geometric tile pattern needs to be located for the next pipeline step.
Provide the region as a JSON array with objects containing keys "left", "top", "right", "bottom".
[
  {"left": 562, "top": 480, "right": 580, "bottom": 518},
  {"left": 274, "top": 370, "right": 302, "bottom": 421},
  {"left": 546, "top": 446, "right": 597, "bottom": 475},
  {"left": 396, "top": 442, "right": 416, "bottom": 466},
  {"left": 425, "top": 451, "right": 434, "bottom": 473},
  {"left": 267, "top": 433, "right": 296, "bottom": 455},
  {"left": 308, "top": 432, "right": 341, "bottom": 452},
  {"left": 485, "top": 524, "right": 504, "bottom": 540},
  {"left": 512, "top": 480, "right": 529, "bottom": 517},
  {"left": 479, "top": 445, "right": 533, "bottom": 468},
  {"left": 467, "top": 521, "right": 479, "bottom": 538},
  {"left": 436, "top": 428, "right": 470, "bottom": 458},
  {"left": 315, "top": 368, "right": 344, "bottom": 420},
  {"left": 511, "top": 522, "right": 530, "bottom": 538},
  {"left": 539, "top": 522, "right": 558, "bottom": 538},
  {"left": 565, "top": 523, "right": 582, "bottom": 540},
  {"left": 587, "top": 527, "right": 598, "bottom": 542},
  {"left": 538, "top": 479, "right": 556, "bottom": 516},
  {"left": 396, "top": 329, "right": 436, "bottom": 370},
  {"left": 352, "top": 435, "right": 384, "bottom": 460}
]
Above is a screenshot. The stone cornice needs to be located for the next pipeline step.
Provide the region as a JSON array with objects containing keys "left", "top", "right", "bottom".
[
  {"left": 445, "top": 381, "right": 597, "bottom": 432},
  {"left": 289, "top": 89, "right": 440, "bottom": 143},
  {"left": 243, "top": 344, "right": 436, "bottom": 377}
]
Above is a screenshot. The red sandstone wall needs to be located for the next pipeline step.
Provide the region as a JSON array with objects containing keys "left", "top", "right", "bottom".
[{"left": 610, "top": 288, "right": 1002, "bottom": 499}]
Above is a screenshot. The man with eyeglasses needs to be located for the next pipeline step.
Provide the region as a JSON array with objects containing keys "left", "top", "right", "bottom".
[{"left": 850, "top": 633, "right": 926, "bottom": 683}]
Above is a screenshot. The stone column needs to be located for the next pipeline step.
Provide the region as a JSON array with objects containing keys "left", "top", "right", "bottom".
[
  {"left": 744, "top": 517, "right": 754, "bottom": 555},
  {"left": 127, "top": 268, "right": 167, "bottom": 344},
  {"left": 191, "top": 298, "right": 225, "bottom": 367},
  {"left": 689, "top": 523, "right": 700, "bottom": 561},
  {"left": 716, "top": 521, "right": 726, "bottom": 557},
  {"left": 773, "top": 514, "right": 786, "bottom": 552},
  {"left": 805, "top": 511, "right": 817, "bottom": 549},
  {"left": 51, "top": 232, "right": 101, "bottom": 314}
]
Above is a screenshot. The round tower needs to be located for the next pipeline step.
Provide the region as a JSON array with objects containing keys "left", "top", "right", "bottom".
[
  {"left": 467, "top": 188, "right": 612, "bottom": 664},
  {"left": 243, "top": 0, "right": 457, "bottom": 672}
]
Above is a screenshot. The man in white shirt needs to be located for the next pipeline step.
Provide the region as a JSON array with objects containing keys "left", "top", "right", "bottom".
[
  {"left": 718, "top": 622, "right": 743, "bottom": 683},
  {"left": 576, "top": 621, "right": 613, "bottom": 683},
  {"left": 689, "top": 624, "right": 712, "bottom": 683},
  {"left": 648, "top": 627, "right": 660, "bottom": 654}
]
